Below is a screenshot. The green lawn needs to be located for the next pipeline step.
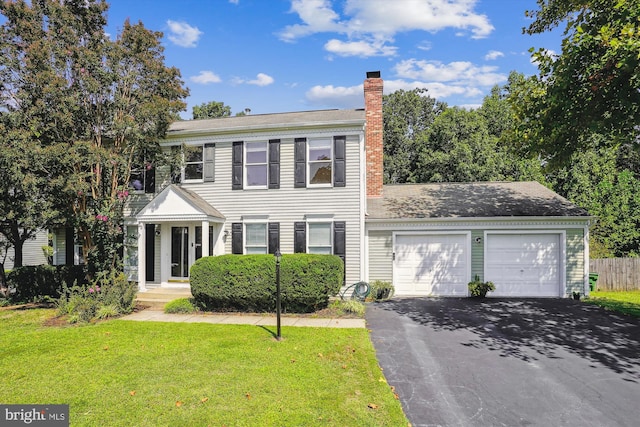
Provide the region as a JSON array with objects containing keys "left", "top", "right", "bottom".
[
  {"left": 585, "top": 290, "right": 640, "bottom": 317},
  {"left": 0, "top": 309, "right": 408, "bottom": 426}
]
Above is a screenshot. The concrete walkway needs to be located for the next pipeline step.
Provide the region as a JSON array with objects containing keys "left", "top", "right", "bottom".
[{"left": 122, "top": 309, "right": 365, "bottom": 328}]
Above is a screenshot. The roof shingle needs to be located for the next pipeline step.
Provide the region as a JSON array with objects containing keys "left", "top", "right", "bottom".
[{"left": 367, "top": 182, "right": 590, "bottom": 219}]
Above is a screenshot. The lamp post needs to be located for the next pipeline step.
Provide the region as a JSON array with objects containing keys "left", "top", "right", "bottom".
[{"left": 275, "top": 249, "right": 282, "bottom": 341}]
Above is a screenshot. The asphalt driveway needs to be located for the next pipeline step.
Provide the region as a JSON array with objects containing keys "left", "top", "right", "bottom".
[{"left": 366, "top": 298, "right": 640, "bottom": 427}]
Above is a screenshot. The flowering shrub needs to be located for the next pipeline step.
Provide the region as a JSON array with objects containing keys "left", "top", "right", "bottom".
[{"left": 57, "top": 271, "right": 137, "bottom": 323}]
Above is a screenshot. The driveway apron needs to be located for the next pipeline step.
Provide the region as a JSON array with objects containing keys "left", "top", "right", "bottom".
[{"left": 366, "top": 298, "right": 640, "bottom": 427}]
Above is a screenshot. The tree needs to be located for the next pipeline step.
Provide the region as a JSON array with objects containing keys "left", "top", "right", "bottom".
[
  {"left": 0, "top": 0, "right": 188, "bottom": 274},
  {"left": 192, "top": 101, "right": 232, "bottom": 120},
  {"left": 550, "top": 139, "right": 640, "bottom": 257},
  {"left": 416, "top": 106, "right": 543, "bottom": 183},
  {"left": 382, "top": 88, "right": 446, "bottom": 184},
  {"left": 513, "top": 0, "right": 640, "bottom": 164}
]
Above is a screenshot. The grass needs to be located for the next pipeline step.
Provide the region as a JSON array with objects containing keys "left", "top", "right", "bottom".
[
  {"left": 0, "top": 308, "right": 407, "bottom": 426},
  {"left": 585, "top": 290, "right": 640, "bottom": 318}
]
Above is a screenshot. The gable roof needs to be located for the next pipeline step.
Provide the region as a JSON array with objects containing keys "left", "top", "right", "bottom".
[
  {"left": 168, "top": 109, "right": 366, "bottom": 136},
  {"left": 136, "top": 184, "right": 225, "bottom": 222},
  {"left": 367, "top": 181, "right": 590, "bottom": 219}
]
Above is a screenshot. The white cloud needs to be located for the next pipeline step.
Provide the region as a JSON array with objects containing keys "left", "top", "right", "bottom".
[
  {"left": 305, "top": 61, "right": 503, "bottom": 109},
  {"left": 166, "top": 20, "right": 203, "bottom": 48},
  {"left": 233, "top": 73, "right": 275, "bottom": 86},
  {"left": 484, "top": 50, "right": 504, "bottom": 60},
  {"left": 190, "top": 71, "right": 222, "bottom": 84},
  {"left": 278, "top": 0, "right": 494, "bottom": 57},
  {"left": 417, "top": 41, "right": 432, "bottom": 51},
  {"left": 394, "top": 59, "right": 506, "bottom": 87},
  {"left": 278, "top": 0, "right": 344, "bottom": 42},
  {"left": 306, "top": 83, "right": 364, "bottom": 108},
  {"left": 324, "top": 39, "right": 397, "bottom": 57},
  {"left": 229, "top": 0, "right": 239, "bottom": 4}
]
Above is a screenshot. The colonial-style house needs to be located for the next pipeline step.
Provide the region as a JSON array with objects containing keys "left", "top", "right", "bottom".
[{"left": 49, "top": 71, "right": 593, "bottom": 297}]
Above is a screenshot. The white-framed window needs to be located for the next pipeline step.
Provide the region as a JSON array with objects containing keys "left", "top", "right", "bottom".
[
  {"left": 308, "top": 222, "right": 332, "bottom": 254},
  {"left": 183, "top": 145, "right": 204, "bottom": 181},
  {"left": 245, "top": 223, "right": 267, "bottom": 254},
  {"left": 308, "top": 138, "right": 332, "bottom": 186},
  {"left": 245, "top": 141, "right": 268, "bottom": 188}
]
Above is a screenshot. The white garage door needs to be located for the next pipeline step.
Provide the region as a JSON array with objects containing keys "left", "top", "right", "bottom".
[
  {"left": 485, "top": 233, "right": 562, "bottom": 297},
  {"left": 394, "top": 234, "right": 469, "bottom": 296}
]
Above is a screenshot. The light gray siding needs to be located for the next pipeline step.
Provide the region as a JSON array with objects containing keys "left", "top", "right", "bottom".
[
  {"left": 566, "top": 228, "right": 585, "bottom": 295},
  {"left": 471, "top": 229, "right": 484, "bottom": 281},
  {"left": 367, "top": 230, "right": 393, "bottom": 282},
  {"left": 1, "top": 231, "right": 48, "bottom": 269}
]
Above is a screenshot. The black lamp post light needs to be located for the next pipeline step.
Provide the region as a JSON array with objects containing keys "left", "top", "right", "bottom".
[{"left": 275, "top": 249, "right": 282, "bottom": 341}]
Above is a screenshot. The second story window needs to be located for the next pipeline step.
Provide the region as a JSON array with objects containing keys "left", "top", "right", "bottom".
[
  {"left": 233, "top": 140, "right": 280, "bottom": 190},
  {"left": 245, "top": 141, "right": 268, "bottom": 187},
  {"left": 184, "top": 146, "right": 203, "bottom": 181},
  {"left": 308, "top": 138, "right": 332, "bottom": 185},
  {"left": 177, "top": 143, "right": 215, "bottom": 183}
]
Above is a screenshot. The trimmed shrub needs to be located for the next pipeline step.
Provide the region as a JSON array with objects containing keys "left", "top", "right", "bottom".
[
  {"left": 190, "top": 254, "right": 344, "bottom": 313},
  {"left": 368, "top": 280, "right": 395, "bottom": 301},
  {"left": 6, "top": 265, "right": 88, "bottom": 303},
  {"left": 164, "top": 298, "right": 197, "bottom": 314}
]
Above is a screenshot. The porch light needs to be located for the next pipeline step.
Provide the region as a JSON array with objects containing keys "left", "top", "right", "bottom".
[{"left": 275, "top": 249, "right": 282, "bottom": 341}]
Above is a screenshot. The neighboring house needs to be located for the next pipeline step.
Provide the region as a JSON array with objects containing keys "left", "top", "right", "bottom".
[
  {"left": 1, "top": 231, "right": 49, "bottom": 270},
  {"left": 48, "top": 71, "right": 594, "bottom": 297}
]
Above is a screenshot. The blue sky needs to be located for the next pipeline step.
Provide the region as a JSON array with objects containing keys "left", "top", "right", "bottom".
[{"left": 104, "top": 0, "right": 563, "bottom": 118}]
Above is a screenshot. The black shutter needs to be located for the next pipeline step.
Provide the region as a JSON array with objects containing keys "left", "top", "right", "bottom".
[
  {"left": 294, "top": 138, "right": 306, "bottom": 188},
  {"left": 333, "top": 221, "right": 346, "bottom": 284},
  {"left": 268, "top": 139, "right": 280, "bottom": 189},
  {"left": 65, "top": 227, "right": 74, "bottom": 266},
  {"left": 231, "top": 223, "right": 243, "bottom": 254},
  {"left": 145, "top": 224, "right": 155, "bottom": 281},
  {"left": 334, "top": 136, "right": 346, "bottom": 187},
  {"left": 232, "top": 141, "right": 243, "bottom": 190},
  {"left": 144, "top": 166, "right": 155, "bottom": 193},
  {"left": 203, "top": 143, "right": 215, "bottom": 182},
  {"left": 268, "top": 222, "right": 280, "bottom": 254},
  {"left": 294, "top": 222, "right": 306, "bottom": 253}
]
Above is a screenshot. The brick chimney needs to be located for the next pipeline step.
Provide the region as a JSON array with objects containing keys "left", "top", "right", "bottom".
[{"left": 364, "top": 71, "right": 383, "bottom": 198}]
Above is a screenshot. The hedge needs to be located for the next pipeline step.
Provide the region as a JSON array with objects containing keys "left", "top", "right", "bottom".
[
  {"left": 6, "top": 265, "right": 88, "bottom": 303},
  {"left": 190, "top": 254, "right": 344, "bottom": 313}
]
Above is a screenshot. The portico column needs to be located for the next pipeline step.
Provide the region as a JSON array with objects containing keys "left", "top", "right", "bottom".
[
  {"left": 201, "top": 220, "right": 210, "bottom": 258},
  {"left": 137, "top": 222, "right": 146, "bottom": 292}
]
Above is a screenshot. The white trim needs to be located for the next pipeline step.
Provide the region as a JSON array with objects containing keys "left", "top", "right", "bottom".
[
  {"left": 366, "top": 217, "right": 591, "bottom": 231},
  {"left": 484, "top": 230, "right": 566, "bottom": 297},
  {"left": 165, "top": 125, "right": 365, "bottom": 144},
  {"left": 241, "top": 214, "right": 269, "bottom": 222},
  {"left": 584, "top": 224, "right": 590, "bottom": 296},
  {"left": 304, "top": 213, "right": 334, "bottom": 221},
  {"left": 359, "top": 132, "right": 367, "bottom": 282}
]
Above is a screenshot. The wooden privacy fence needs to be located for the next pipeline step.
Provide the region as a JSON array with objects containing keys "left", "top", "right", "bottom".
[{"left": 589, "top": 258, "right": 640, "bottom": 291}]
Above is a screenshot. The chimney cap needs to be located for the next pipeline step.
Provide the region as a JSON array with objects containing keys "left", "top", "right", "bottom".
[{"left": 366, "top": 71, "right": 381, "bottom": 79}]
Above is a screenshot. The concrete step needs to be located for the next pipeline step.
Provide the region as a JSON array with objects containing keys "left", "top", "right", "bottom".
[{"left": 136, "top": 287, "right": 193, "bottom": 310}]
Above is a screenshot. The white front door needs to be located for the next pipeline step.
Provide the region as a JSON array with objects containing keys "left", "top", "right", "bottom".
[
  {"left": 394, "top": 233, "right": 470, "bottom": 296},
  {"left": 485, "top": 233, "right": 562, "bottom": 297}
]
